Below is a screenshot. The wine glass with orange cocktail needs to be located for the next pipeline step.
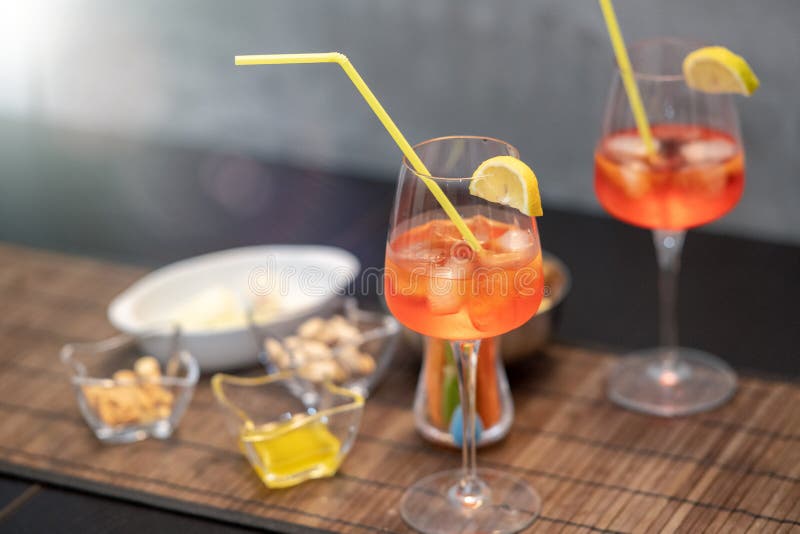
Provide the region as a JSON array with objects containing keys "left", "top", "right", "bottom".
[
  {"left": 595, "top": 35, "right": 759, "bottom": 416},
  {"left": 385, "top": 136, "right": 544, "bottom": 534}
]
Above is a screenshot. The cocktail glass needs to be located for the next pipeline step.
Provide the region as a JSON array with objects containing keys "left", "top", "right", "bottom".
[
  {"left": 385, "top": 136, "right": 543, "bottom": 534},
  {"left": 595, "top": 38, "right": 742, "bottom": 416}
]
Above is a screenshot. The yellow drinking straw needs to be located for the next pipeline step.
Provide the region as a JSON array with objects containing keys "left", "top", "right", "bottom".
[
  {"left": 235, "top": 52, "right": 482, "bottom": 252},
  {"left": 598, "top": 0, "right": 656, "bottom": 155}
]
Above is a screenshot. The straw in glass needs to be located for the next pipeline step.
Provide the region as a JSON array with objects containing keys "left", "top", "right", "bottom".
[{"left": 235, "top": 52, "right": 482, "bottom": 252}]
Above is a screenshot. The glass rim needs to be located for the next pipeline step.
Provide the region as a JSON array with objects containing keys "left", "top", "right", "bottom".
[
  {"left": 211, "top": 371, "right": 365, "bottom": 431},
  {"left": 617, "top": 36, "right": 707, "bottom": 82},
  {"left": 60, "top": 331, "right": 200, "bottom": 388},
  {"left": 401, "top": 135, "right": 519, "bottom": 182}
]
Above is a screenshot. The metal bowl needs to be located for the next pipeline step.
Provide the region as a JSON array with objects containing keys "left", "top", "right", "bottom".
[
  {"left": 402, "top": 252, "right": 571, "bottom": 363},
  {"left": 500, "top": 252, "right": 571, "bottom": 363}
]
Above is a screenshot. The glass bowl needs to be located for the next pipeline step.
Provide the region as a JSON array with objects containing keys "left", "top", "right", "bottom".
[
  {"left": 211, "top": 372, "right": 364, "bottom": 489},
  {"left": 60, "top": 327, "right": 199, "bottom": 443},
  {"left": 251, "top": 298, "right": 400, "bottom": 399}
]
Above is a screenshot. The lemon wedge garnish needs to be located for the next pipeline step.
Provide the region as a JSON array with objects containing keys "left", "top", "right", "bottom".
[
  {"left": 469, "top": 156, "right": 543, "bottom": 216},
  {"left": 683, "top": 46, "right": 760, "bottom": 96}
]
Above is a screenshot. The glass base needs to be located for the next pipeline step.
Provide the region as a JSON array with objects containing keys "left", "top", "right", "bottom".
[
  {"left": 400, "top": 468, "right": 540, "bottom": 534},
  {"left": 608, "top": 347, "right": 737, "bottom": 417}
]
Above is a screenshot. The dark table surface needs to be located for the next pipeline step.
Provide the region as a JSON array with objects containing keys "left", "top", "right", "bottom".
[{"left": 1, "top": 123, "right": 798, "bottom": 532}]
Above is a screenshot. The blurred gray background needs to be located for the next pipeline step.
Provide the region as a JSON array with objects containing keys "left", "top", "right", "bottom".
[{"left": 1, "top": 0, "right": 798, "bottom": 244}]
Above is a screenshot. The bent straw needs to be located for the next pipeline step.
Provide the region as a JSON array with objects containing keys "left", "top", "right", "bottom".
[
  {"left": 235, "top": 52, "right": 482, "bottom": 252},
  {"left": 598, "top": 0, "right": 656, "bottom": 155}
]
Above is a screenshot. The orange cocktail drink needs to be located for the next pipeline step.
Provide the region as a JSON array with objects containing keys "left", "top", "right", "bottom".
[
  {"left": 595, "top": 124, "right": 744, "bottom": 230},
  {"left": 385, "top": 215, "right": 542, "bottom": 340}
]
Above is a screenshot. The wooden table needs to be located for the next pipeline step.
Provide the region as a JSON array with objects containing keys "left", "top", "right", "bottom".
[
  {"left": 1, "top": 124, "right": 799, "bottom": 532},
  {"left": 0, "top": 242, "right": 797, "bottom": 533}
]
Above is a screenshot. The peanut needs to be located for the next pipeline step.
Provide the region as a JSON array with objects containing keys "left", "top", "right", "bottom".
[
  {"left": 297, "top": 317, "right": 325, "bottom": 339},
  {"left": 266, "top": 313, "right": 378, "bottom": 383},
  {"left": 356, "top": 354, "right": 376, "bottom": 375},
  {"left": 300, "top": 360, "right": 346, "bottom": 382},
  {"left": 84, "top": 357, "right": 176, "bottom": 427},
  {"left": 134, "top": 356, "right": 161, "bottom": 379},
  {"left": 112, "top": 369, "right": 137, "bottom": 385}
]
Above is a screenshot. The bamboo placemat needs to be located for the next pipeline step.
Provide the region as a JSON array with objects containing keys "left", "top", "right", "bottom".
[{"left": 0, "top": 243, "right": 797, "bottom": 533}]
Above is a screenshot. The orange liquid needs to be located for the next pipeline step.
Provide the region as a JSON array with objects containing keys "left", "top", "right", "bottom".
[
  {"left": 595, "top": 124, "right": 744, "bottom": 230},
  {"left": 385, "top": 216, "right": 543, "bottom": 340}
]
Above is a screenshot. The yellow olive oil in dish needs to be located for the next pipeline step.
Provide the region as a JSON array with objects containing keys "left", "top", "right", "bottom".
[{"left": 240, "top": 419, "right": 341, "bottom": 489}]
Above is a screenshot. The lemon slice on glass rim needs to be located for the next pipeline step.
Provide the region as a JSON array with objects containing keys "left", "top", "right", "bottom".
[
  {"left": 469, "top": 156, "right": 543, "bottom": 217},
  {"left": 682, "top": 46, "right": 760, "bottom": 96}
]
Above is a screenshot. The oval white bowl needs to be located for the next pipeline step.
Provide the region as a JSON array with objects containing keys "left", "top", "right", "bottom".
[{"left": 108, "top": 245, "right": 360, "bottom": 372}]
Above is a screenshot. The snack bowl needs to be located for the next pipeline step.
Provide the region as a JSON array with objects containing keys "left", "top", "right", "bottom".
[
  {"left": 253, "top": 298, "right": 400, "bottom": 400},
  {"left": 211, "top": 372, "right": 364, "bottom": 489},
  {"left": 108, "top": 245, "right": 361, "bottom": 372},
  {"left": 500, "top": 252, "right": 571, "bottom": 362},
  {"left": 60, "top": 327, "right": 199, "bottom": 444}
]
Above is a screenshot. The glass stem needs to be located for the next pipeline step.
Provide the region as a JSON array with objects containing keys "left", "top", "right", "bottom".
[
  {"left": 451, "top": 339, "right": 483, "bottom": 506},
  {"left": 653, "top": 230, "right": 686, "bottom": 371}
]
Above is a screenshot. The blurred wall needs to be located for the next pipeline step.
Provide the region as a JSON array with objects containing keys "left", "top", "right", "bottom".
[{"left": 1, "top": 0, "right": 798, "bottom": 244}]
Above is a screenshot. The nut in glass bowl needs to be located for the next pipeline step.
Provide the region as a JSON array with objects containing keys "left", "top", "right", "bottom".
[
  {"left": 60, "top": 326, "right": 199, "bottom": 444},
  {"left": 252, "top": 298, "right": 400, "bottom": 399}
]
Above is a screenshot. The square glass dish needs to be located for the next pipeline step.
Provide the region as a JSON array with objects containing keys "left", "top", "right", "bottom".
[
  {"left": 252, "top": 298, "right": 400, "bottom": 399},
  {"left": 211, "top": 372, "right": 364, "bottom": 489},
  {"left": 60, "top": 328, "right": 199, "bottom": 443}
]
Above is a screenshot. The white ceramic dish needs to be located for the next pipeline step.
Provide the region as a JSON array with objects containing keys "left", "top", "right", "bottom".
[{"left": 108, "top": 246, "right": 360, "bottom": 372}]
